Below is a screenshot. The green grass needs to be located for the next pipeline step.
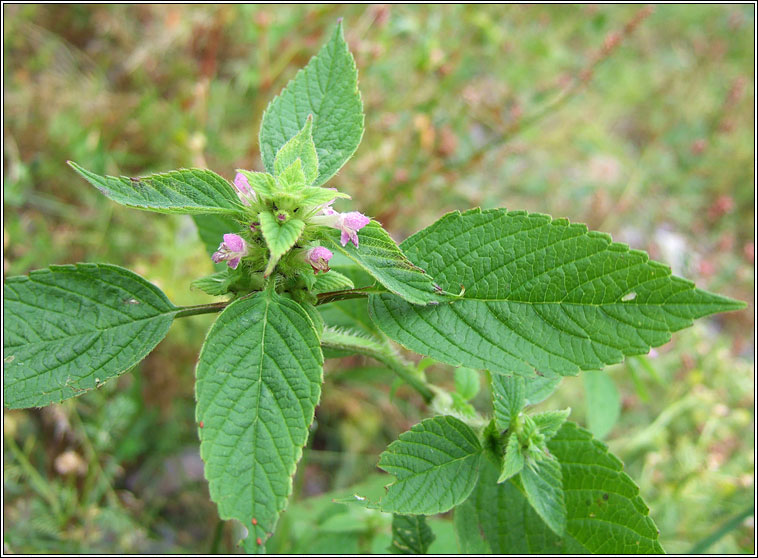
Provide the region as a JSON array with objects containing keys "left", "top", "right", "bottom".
[{"left": 3, "top": 4, "right": 754, "bottom": 553}]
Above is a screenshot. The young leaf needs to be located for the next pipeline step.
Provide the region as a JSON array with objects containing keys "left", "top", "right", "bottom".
[
  {"left": 370, "top": 208, "right": 745, "bottom": 377},
  {"left": 377, "top": 415, "right": 482, "bottom": 515},
  {"left": 236, "top": 170, "right": 278, "bottom": 200},
  {"left": 307, "top": 270, "right": 355, "bottom": 294},
  {"left": 191, "top": 270, "right": 233, "bottom": 296},
  {"left": 195, "top": 291, "right": 323, "bottom": 553},
  {"left": 274, "top": 116, "right": 319, "bottom": 185},
  {"left": 3, "top": 263, "right": 179, "bottom": 408},
  {"left": 455, "top": 422, "right": 665, "bottom": 554},
  {"left": 532, "top": 408, "right": 571, "bottom": 441},
  {"left": 491, "top": 374, "right": 526, "bottom": 431},
  {"left": 454, "top": 367, "right": 480, "bottom": 401},
  {"left": 520, "top": 457, "right": 567, "bottom": 537},
  {"left": 389, "top": 514, "right": 435, "bottom": 554},
  {"left": 319, "top": 221, "right": 445, "bottom": 306},
  {"left": 498, "top": 433, "right": 525, "bottom": 483},
  {"left": 277, "top": 159, "right": 307, "bottom": 192},
  {"left": 524, "top": 373, "right": 562, "bottom": 405},
  {"left": 69, "top": 162, "right": 242, "bottom": 215},
  {"left": 259, "top": 212, "right": 306, "bottom": 276},
  {"left": 583, "top": 370, "right": 621, "bottom": 439},
  {"left": 259, "top": 21, "right": 364, "bottom": 187},
  {"left": 299, "top": 186, "right": 351, "bottom": 207}
]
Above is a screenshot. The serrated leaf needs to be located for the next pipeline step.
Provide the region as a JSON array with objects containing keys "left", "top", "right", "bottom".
[
  {"left": 3, "top": 264, "right": 178, "bottom": 408},
  {"left": 191, "top": 270, "right": 233, "bottom": 296},
  {"left": 533, "top": 409, "right": 571, "bottom": 441},
  {"left": 259, "top": 213, "right": 306, "bottom": 275},
  {"left": 69, "top": 162, "right": 242, "bottom": 215},
  {"left": 260, "top": 21, "right": 364, "bottom": 187},
  {"left": 236, "top": 170, "right": 278, "bottom": 200},
  {"left": 454, "top": 367, "right": 480, "bottom": 401},
  {"left": 389, "top": 514, "right": 435, "bottom": 554},
  {"left": 192, "top": 214, "right": 242, "bottom": 258},
  {"left": 309, "top": 270, "right": 355, "bottom": 295},
  {"left": 455, "top": 422, "right": 665, "bottom": 554},
  {"left": 498, "top": 433, "right": 524, "bottom": 483},
  {"left": 377, "top": 415, "right": 482, "bottom": 515},
  {"left": 274, "top": 116, "right": 319, "bottom": 185},
  {"left": 583, "top": 370, "right": 621, "bottom": 439},
  {"left": 299, "top": 186, "right": 351, "bottom": 207},
  {"left": 491, "top": 374, "right": 526, "bottom": 431},
  {"left": 277, "top": 159, "right": 307, "bottom": 192},
  {"left": 320, "top": 221, "right": 445, "bottom": 306},
  {"left": 195, "top": 291, "right": 323, "bottom": 553},
  {"left": 370, "top": 208, "right": 745, "bottom": 377},
  {"left": 520, "top": 457, "right": 567, "bottom": 537},
  {"left": 524, "top": 373, "right": 562, "bottom": 405}
]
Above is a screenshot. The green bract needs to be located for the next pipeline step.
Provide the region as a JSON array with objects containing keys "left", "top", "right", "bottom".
[{"left": 3, "top": 19, "right": 746, "bottom": 556}]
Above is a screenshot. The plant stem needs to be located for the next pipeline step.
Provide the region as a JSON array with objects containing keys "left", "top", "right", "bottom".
[
  {"left": 316, "top": 286, "right": 388, "bottom": 305},
  {"left": 5, "top": 436, "right": 62, "bottom": 518},
  {"left": 175, "top": 301, "right": 230, "bottom": 318},
  {"left": 688, "top": 503, "right": 754, "bottom": 554},
  {"left": 321, "top": 337, "right": 434, "bottom": 403}
]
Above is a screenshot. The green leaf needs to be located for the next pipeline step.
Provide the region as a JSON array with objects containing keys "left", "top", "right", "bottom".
[
  {"left": 274, "top": 115, "right": 319, "bottom": 186},
  {"left": 390, "top": 514, "right": 435, "bottom": 554},
  {"left": 524, "top": 373, "right": 562, "bottom": 405},
  {"left": 236, "top": 170, "right": 278, "bottom": 200},
  {"left": 454, "top": 367, "right": 480, "bottom": 400},
  {"left": 370, "top": 208, "right": 745, "bottom": 377},
  {"left": 455, "top": 422, "right": 665, "bottom": 554},
  {"left": 191, "top": 270, "right": 233, "bottom": 296},
  {"left": 498, "top": 433, "right": 524, "bottom": 483},
  {"left": 320, "top": 221, "right": 445, "bottom": 306},
  {"left": 192, "top": 214, "right": 241, "bottom": 258},
  {"left": 259, "top": 21, "right": 364, "bottom": 187},
  {"left": 277, "top": 159, "right": 307, "bottom": 192},
  {"left": 259, "top": 212, "right": 306, "bottom": 276},
  {"left": 377, "top": 415, "right": 482, "bottom": 515},
  {"left": 520, "top": 457, "right": 567, "bottom": 537},
  {"left": 301, "top": 186, "right": 351, "bottom": 206},
  {"left": 69, "top": 161, "right": 241, "bottom": 215},
  {"left": 491, "top": 374, "right": 526, "bottom": 431},
  {"left": 3, "top": 264, "right": 178, "bottom": 408},
  {"left": 195, "top": 291, "right": 323, "bottom": 553},
  {"left": 533, "top": 409, "right": 571, "bottom": 442},
  {"left": 583, "top": 370, "right": 621, "bottom": 439},
  {"left": 455, "top": 455, "right": 562, "bottom": 554},
  {"left": 308, "top": 270, "right": 355, "bottom": 295}
]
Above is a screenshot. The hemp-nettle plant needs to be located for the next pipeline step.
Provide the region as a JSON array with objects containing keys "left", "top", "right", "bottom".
[{"left": 3, "top": 21, "right": 746, "bottom": 555}]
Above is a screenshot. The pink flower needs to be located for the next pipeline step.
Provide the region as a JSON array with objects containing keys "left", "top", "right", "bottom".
[
  {"left": 312, "top": 208, "right": 371, "bottom": 247},
  {"left": 212, "top": 233, "right": 248, "bottom": 269},
  {"left": 305, "top": 246, "right": 333, "bottom": 273},
  {"left": 233, "top": 172, "right": 257, "bottom": 206}
]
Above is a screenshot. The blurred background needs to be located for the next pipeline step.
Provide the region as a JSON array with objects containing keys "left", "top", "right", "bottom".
[{"left": 3, "top": 4, "right": 754, "bottom": 554}]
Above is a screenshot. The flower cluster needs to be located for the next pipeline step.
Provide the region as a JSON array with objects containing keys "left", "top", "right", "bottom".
[{"left": 210, "top": 172, "right": 370, "bottom": 282}]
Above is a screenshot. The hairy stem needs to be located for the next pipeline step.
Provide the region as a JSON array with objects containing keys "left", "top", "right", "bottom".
[
  {"left": 321, "top": 336, "right": 434, "bottom": 403},
  {"left": 175, "top": 301, "right": 230, "bottom": 318}
]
